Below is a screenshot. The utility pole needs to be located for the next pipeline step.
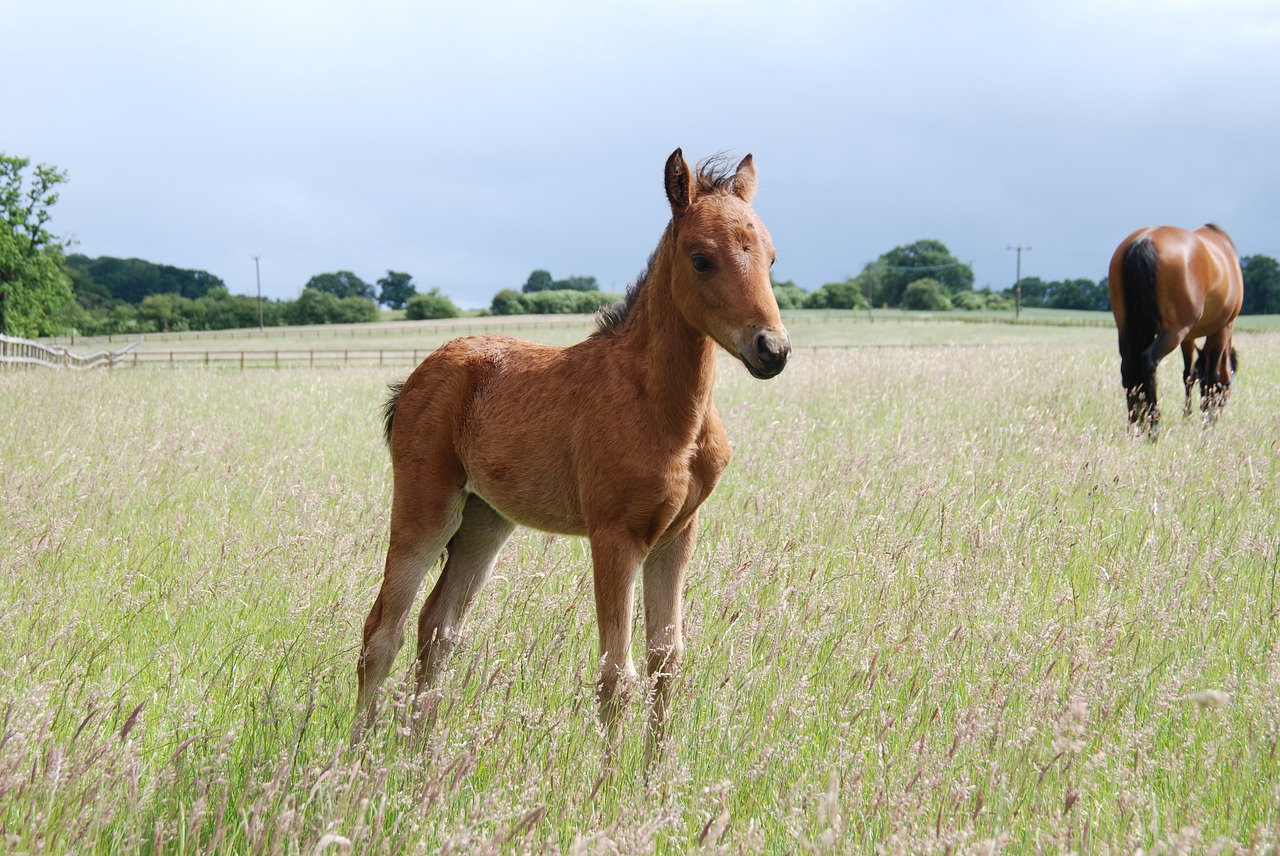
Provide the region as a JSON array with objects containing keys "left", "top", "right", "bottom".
[
  {"left": 1007, "top": 245, "right": 1032, "bottom": 320},
  {"left": 253, "top": 255, "right": 264, "bottom": 331}
]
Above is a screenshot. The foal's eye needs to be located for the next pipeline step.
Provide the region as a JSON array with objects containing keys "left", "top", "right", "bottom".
[
  {"left": 691, "top": 253, "right": 713, "bottom": 273},
  {"left": 770, "top": 256, "right": 776, "bottom": 268}
]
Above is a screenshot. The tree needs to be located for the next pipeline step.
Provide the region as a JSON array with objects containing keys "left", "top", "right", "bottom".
[
  {"left": 197, "top": 286, "right": 263, "bottom": 330},
  {"left": 952, "top": 288, "right": 1013, "bottom": 311},
  {"left": 1047, "top": 278, "right": 1109, "bottom": 311},
  {"left": 491, "top": 288, "right": 526, "bottom": 315},
  {"left": 1009, "top": 276, "right": 1049, "bottom": 308},
  {"left": 1004, "top": 276, "right": 1109, "bottom": 311},
  {"left": 771, "top": 278, "right": 806, "bottom": 309},
  {"left": 521, "top": 289, "right": 614, "bottom": 314},
  {"left": 803, "top": 277, "right": 869, "bottom": 310},
  {"left": 139, "top": 293, "right": 195, "bottom": 332},
  {"left": 305, "top": 270, "right": 374, "bottom": 300},
  {"left": 63, "top": 254, "right": 225, "bottom": 304},
  {"left": 523, "top": 269, "right": 554, "bottom": 293},
  {"left": 377, "top": 270, "right": 417, "bottom": 310},
  {"left": 872, "top": 240, "right": 973, "bottom": 306},
  {"left": 287, "top": 288, "right": 376, "bottom": 325},
  {"left": 405, "top": 287, "right": 461, "bottom": 320},
  {"left": 552, "top": 275, "right": 599, "bottom": 292},
  {"left": 1, "top": 154, "right": 74, "bottom": 337},
  {"left": 1241, "top": 254, "right": 1280, "bottom": 315},
  {"left": 900, "top": 277, "right": 952, "bottom": 310}
]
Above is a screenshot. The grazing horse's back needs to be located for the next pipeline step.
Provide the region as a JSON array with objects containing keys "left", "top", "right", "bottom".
[{"left": 1108, "top": 224, "right": 1243, "bottom": 433}]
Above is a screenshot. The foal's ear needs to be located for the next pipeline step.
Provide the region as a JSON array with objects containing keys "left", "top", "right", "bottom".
[
  {"left": 665, "top": 148, "right": 695, "bottom": 214},
  {"left": 731, "top": 153, "right": 757, "bottom": 202}
]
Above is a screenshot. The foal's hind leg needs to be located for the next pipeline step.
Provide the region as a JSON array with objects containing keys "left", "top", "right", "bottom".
[
  {"left": 353, "top": 482, "right": 467, "bottom": 744},
  {"left": 641, "top": 516, "right": 696, "bottom": 770},
  {"left": 413, "top": 493, "right": 514, "bottom": 729}
]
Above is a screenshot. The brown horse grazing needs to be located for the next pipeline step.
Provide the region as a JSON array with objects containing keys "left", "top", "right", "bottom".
[
  {"left": 352, "top": 150, "right": 791, "bottom": 763},
  {"left": 1108, "top": 224, "right": 1243, "bottom": 434}
]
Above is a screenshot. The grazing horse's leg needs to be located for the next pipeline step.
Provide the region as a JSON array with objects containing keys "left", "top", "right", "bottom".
[
  {"left": 1181, "top": 341, "right": 1197, "bottom": 418},
  {"left": 1136, "top": 327, "right": 1189, "bottom": 436},
  {"left": 353, "top": 480, "right": 467, "bottom": 744},
  {"left": 1118, "top": 336, "right": 1147, "bottom": 429},
  {"left": 413, "top": 493, "right": 515, "bottom": 729},
  {"left": 589, "top": 528, "right": 647, "bottom": 754},
  {"left": 641, "top": 515, "right": 696, "bottom": 770},
  {"left": 1199, "top": 324, "right": 1236, "bottom": 420}
]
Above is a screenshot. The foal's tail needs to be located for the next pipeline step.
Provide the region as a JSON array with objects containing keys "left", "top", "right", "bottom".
[
  {"left": 382, "top": 380, "right": 405, "bottom": 445},
  {"left": 1119, "top": 236, "right": 1161, "bottom": 355}
]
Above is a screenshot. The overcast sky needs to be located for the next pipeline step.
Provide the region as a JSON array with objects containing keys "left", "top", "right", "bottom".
[{"left": 8, "top": 0, "right": 1279, "bottom": 307}]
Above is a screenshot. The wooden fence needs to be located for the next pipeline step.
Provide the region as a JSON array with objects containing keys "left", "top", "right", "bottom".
[
  {"left": 117, "top": 349, "right": 430, "bottom": 369},
  {"left": 103, "top": 343, "right": 1003, "bottom": 370},
  {"left": 0, "top": 334, "right": 140, "bottom": 369}
]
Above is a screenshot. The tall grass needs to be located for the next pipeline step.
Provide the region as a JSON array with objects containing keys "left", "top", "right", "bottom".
[{"left": 2, "top": 328, "right": 1278, "bottom": 852}]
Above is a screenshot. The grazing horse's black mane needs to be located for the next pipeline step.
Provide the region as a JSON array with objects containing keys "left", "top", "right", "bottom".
[{"left": 594, "top": 155, "right": 744, "bottom": 338}]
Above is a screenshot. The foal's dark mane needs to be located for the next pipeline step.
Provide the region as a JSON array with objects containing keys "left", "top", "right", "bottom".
[{"left": 594, "top": 155, "right": 745, "bottom": 338}]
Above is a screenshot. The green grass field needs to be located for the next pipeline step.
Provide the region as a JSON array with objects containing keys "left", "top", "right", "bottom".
[{"left": 3, "top": 317, "right": 1279, "bottom": 852}]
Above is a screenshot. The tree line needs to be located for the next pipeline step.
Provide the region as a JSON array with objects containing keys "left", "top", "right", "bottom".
[
  {"left": 488, "top": 268, "right": 622, "bottom": 316},
  {"left": 2, "top": 153, "right": 467, "bottom": 336},
  {"left": 5, "top": 152, "right": 1280, "bottom": 339},
  {"left": 52, "top": 259, "right": 463, "bottom": 336}
]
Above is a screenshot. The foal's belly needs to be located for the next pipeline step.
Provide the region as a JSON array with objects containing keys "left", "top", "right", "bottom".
[
  {"left": 459, "top": 417, "right": 592, "bottom": 537},
  {"left": 464, "top": 471, "right": 589, "bottom": 537}
]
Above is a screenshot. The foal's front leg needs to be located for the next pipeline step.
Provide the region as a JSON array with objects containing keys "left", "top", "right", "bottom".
[
  {"left": 588, "top": 527, "right": 647, "bottom": 753},
  {"left": 642, "top": 515, "right": 696, "bottom": 769}
]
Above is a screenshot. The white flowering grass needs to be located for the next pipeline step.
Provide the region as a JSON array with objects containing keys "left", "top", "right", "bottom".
[{"left": 2, "top": 323, "right": 1278, "bottom": 852}]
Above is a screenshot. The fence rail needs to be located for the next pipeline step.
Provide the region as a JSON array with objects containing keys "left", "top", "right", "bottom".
[
  {"left": 96, "top": 342, "right": 1029, "bottom": 370},
  {"left": 118, "top": 349, "right": 431, "bottom": 369},
  {"left": 0, "top": 334, "right": 141, "bottom": 369},
  {"left": 47, "top": 315, "right": 599, "bottom": 348}
]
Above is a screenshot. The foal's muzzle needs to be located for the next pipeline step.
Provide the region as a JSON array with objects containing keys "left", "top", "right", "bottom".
[{"left": 741, "top": 327, "right": 791, "bottom": 379}]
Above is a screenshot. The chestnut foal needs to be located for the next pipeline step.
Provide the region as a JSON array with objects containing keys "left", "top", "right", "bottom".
[{"left": 352, "top": 149, "right": 791, "bottom": 763}]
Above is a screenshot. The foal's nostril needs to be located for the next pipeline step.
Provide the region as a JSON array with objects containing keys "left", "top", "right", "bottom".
[
  {"left": 747, "top": 330, "right": 768, "bottom": 358},
  {"left": 754, "top": 330, "right": 777, "bottom": 362},
  {"left": 752, "top": 331, "right": 791, "bottom": 375}
]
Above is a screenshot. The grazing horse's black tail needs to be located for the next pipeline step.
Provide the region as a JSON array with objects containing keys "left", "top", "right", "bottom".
[
  {"left": 382, "top": 380, "right": 404, "bottom": 445},
  {"left": 1118, "top": 236, "right": 1163, "bottom": 427},
  {"left": 1120, "top": 236, "right": 1160, "bottom": 355}
]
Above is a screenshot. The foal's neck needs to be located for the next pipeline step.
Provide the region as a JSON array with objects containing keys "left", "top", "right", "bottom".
[{"left": 621, "top": 247, "right": 718, "bottom": 443}]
